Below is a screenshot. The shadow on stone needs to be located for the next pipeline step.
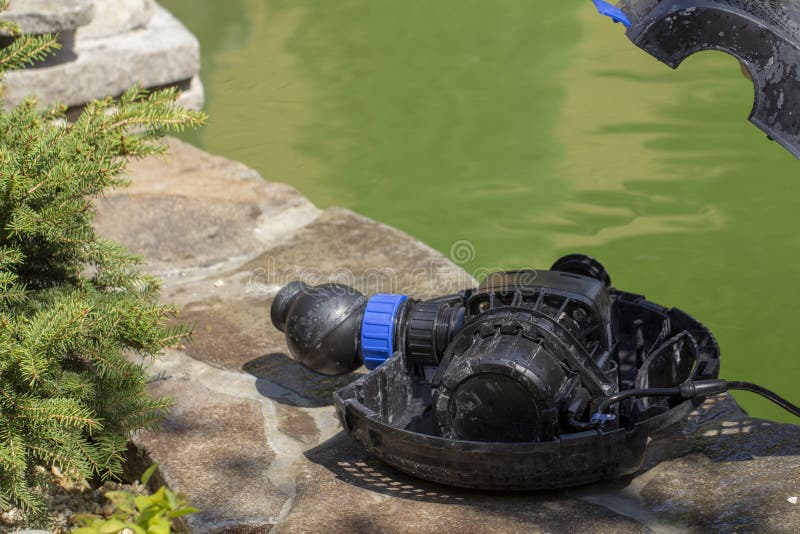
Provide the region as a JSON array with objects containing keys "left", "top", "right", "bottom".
[
  {"left": 305, "top": 430, "right": 647, "bottom": 506},
  {"left": 571, "top": 398, "right": 800, "bottom": 533},
  {"left": 642, "top": 407, "right": 800, "bottom": 472},
  {"left": 292, "top": 430, "right": 648, "bottom": 533},
  {"left": 690, "top": 417, "right": 800, "bottom": 461},
  {"left": 243, "top": 353, "right": 364, "bottom": 408},
  {"left": 304, "top": 431, "right": 478, "bottom": 504}
]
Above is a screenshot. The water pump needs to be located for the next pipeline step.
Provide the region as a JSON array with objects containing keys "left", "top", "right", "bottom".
[{"left": 271, "top": 254, "right": 800, "bottom": 489}]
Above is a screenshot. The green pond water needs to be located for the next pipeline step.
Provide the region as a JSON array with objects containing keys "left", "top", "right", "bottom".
[{"left": 160, "top": 0, "right": 800, "bottom": 422}]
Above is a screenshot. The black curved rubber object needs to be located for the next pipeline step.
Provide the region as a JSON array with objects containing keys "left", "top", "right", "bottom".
[{"left": 619, "top": 0, "right": 800, "bottom": 158}]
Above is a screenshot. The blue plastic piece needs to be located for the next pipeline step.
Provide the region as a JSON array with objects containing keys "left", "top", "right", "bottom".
[
  {"left": 591, "top": 412, "right": 617, "bottom": 423},
  {"left": 361, "top": 294, "right": 408, "bottom": 370},
  {"left": 592, "top": 0, "right": 631, "bottom": 27}
]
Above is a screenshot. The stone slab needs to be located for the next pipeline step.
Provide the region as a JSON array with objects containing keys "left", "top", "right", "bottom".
[
  {"left": 94, "top": 139, "right": 800, "bottom": 533},
  {"left": 135, "top": 370, "right": 289, "bottom": 533},
  {"left": 96, "top": 138, "right": 317, "bottom": 278},
  {"left": 78, "top": 0, "right": 154, "bottom": 40},
  {"left": 237, "top": 206, "right": 476, "bottom": 300},
  {"left": 101, "top": 139, "right": 471, "bottom": 377},
  {"left": 573, "top": 394, "right": 800, "bottom": 532},
  {"left": 3, "top": 5, "right": 200, "bottom": 108},
  {"left": 0, "top": 0, "right": 93, "bottom": 34},
  {"left": 159, "top": 206, "right": 475, "bottom": 374},
  {"left": 283, "top": 432, "right": 648, "bottom": 534},
  {"left": 175, "top": 75, "right": 204, "bottom": 112}
]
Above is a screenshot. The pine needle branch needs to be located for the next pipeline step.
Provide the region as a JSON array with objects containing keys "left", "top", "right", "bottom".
[{"left": 0, "top": 0, "right": 202, "bottom": 518}]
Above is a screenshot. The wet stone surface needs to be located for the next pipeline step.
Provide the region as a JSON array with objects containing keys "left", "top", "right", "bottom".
[{"left": 93, "top": 138, "right": 800, "bottom": 533}]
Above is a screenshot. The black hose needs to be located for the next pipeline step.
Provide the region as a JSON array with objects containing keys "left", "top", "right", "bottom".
[{"left": 726, "top": 381, "right": 800, "bottom": 418}]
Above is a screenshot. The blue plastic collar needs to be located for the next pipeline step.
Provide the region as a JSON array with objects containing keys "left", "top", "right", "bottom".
[
  {"left": 361, "top": 294, "right": 408, "bottom": 370},
  {"left": 592, "top": 0, "right": 631, "bottom": 27}
]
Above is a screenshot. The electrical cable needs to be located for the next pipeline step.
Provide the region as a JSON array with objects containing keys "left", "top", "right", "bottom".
[
  {"left": 726, "top": 381, "right": 800, "bottom": 418},
  {"left": 580, "top": 379, "right": 800, "bottom": 430}
]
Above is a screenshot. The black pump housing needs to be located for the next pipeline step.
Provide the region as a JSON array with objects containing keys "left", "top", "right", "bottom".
[{"left": 271, "top": 255, "right": 720, "bottom": 490}]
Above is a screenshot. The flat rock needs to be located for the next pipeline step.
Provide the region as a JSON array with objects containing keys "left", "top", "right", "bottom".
[
  {"left": 574, "top": 394, "right": 800, "bottom": 532},
  {"left": 96, "top": 137, "right": 318, "bottom": 277},
  {"left": 134, "top": 366, "right": 289, "bottom": 533},
  {"left": 175, "top": 75, "right": 204, "bottom": 112},
  {"left": 284, "top": 432, "right": 648, "bottom": 534},
  {"left": 166, "top": 206, "right": 475, "bottom": 374},
  {"left": 78, "top": 0, "right": 153, "bottom": 40},
  {"left": 101, "top": 139, "right": 471, "bottom": 377},
  {"left": 0, "top": 0, "right": 93, "bottom": 34},
  {"left": 238, "top": 206, "right": 476, "bottom": 300},
  {"left": 94, "top": 139, "right": 800, "bottom": 532},
  {"left": 640, "top": 400, "right": 800, "bottom": 532},
  {"left": 99, "top": 139, "right": 642, "bottom": 532},
  {"left": 3, "top": 5, "right": 200, "bottom": 109}
]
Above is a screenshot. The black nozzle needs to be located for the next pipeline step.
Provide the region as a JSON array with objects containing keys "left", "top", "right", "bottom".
[
  {"left": 271, "top": 281, "right": 309, "bottom": 332},
  {"left": 270, "top": 282, "right": 367, "bottom": 376}
]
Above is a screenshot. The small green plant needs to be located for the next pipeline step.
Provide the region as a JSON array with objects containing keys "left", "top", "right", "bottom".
[
  {"left": 0, "top": 0, "right": 205, "bottom": 520},
  {"left": 73, "top": 465, "right": 199, "bottom": 534}
]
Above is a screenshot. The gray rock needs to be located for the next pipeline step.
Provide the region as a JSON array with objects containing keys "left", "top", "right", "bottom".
[
  {"left": 78, "top": 0, "right": 154, "bottom": 40},
  {"left": 135, "top": 367, "right": 288, "bottom": 532},
  {"left": 94, "top": 139, "right": 800, "bottom": 532},
  {"left": 99, "top": 139, "right": 470, "bottom": 375},
  {"left": 0, "top": 0, "right": 93, "bottom": 34},
  {"left": 3, "top": 5, "right": 200, "bottom": 109},
  {"left": 237, "top": 206, "right": 476, "bottom": 300},
  {"left": 127, "top": 348, "right": 329, "bottom": 533},
  {"left": 175, "top": 75, "right": 204, "bottom": 112},
  {"left": 573, "top": 394, "right": 800, "bottom": 532},
  {"left": 285, "top": 432, "right": 648, "bottom": 534},
  {"left": 95, "top": 138, "right": 319, "bottom": 278}
]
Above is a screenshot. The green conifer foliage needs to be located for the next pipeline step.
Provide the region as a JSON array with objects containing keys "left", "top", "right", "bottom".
[{"left": 0, "top": 0, "right": 205, "bottom": 517}]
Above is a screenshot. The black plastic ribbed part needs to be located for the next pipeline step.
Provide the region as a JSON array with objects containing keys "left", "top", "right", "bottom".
[
  {"left": 406, "top": 302, "right": 441, "bottom": 366},
  {"left": 405, "top": 302, "right": 465, "bottom": 366}
]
